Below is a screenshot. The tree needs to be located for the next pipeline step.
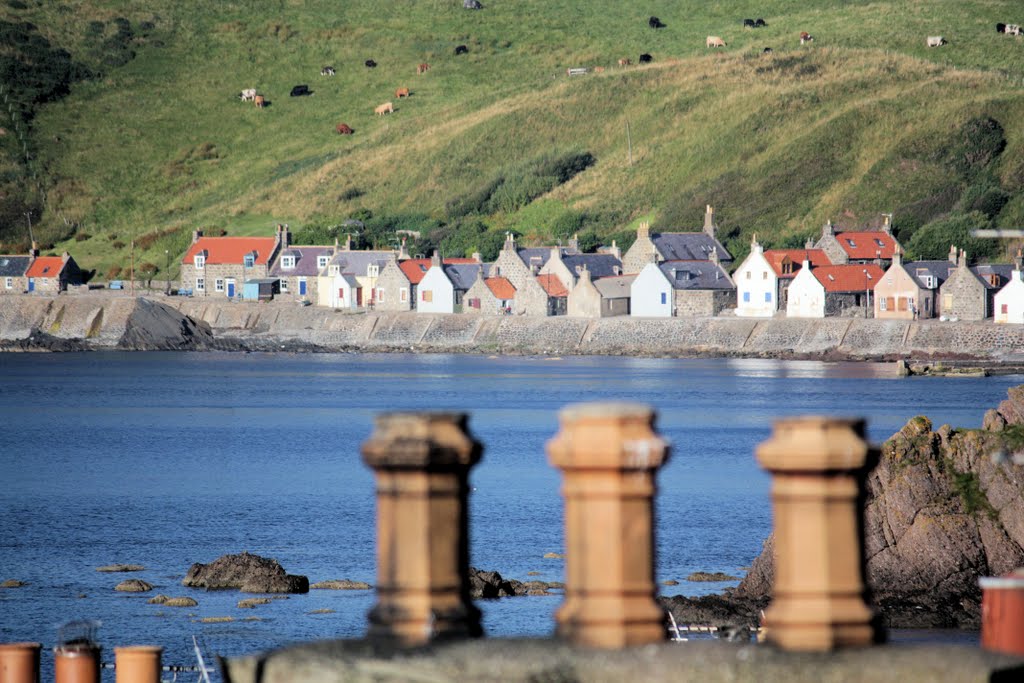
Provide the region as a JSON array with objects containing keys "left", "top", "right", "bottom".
[{"left": 906, "top": 211, "right": 1000, "bottom": 261}]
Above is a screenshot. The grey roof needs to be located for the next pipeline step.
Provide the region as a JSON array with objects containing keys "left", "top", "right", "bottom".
[
  {"left": 517, "top": 246, "right": 577, "bottom": 269},
  {"left": 563, "top": 254, "right": 622, "bottom": 279},
  {"left": 905, "top": 260, "right": 955, "bottom": 289},
  {"left": 971, "top": 263, "right": 1016, "bottom": 290},
  {"left": 245, "top": 278, "right": 279, "bottom": 285},
  {"left": 0, "top": 255, "right": 30, "bottom": 277},
  {"left": 593, "top": 275, "right": 636, "bottom": 298},
  {"left": 443, "top": 263, "right": 482, "bottom": 291},
  {"left": 340, "top": 273, "right": 360, "bottom": 287},
  {"left": 330, "top": 250, "right": 393, "bottom": 276},
  {"left": 658, "top": 260, "right": 734, "bottom": 290},
  {"left": 269, "top": 246, "right": 334, "bottom": 277},
  {"left": 653, "top": 232, "right": 733, "bottom": 262}
]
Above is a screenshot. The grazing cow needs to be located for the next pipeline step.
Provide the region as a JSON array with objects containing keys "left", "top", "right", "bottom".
[
  {"left": 417, "top": 62, "right": 430, "bottom": 74},
  {"left": 290, "top": 84, "right": 310, "bottom": 97},
  {"left": 706, "top": 36, "right": 727, "bottom": 48},
  {"left": 375, "top": 101, "right": 394, "bottom": 115},
  {"left": 240, "top": 88, "right": 257, "bottom": 101},
  {"left": 1007, "top": 24, "right": 1022, "bottom": 36},
  {"left": 365, "top": 59, "right": 377, "bottom": 68},
  {"left": 454, "top": 44, "right": 469, "bottom": 55},
  {"left": 638, "top": 53, "right": 653, "bottom": 63},
  {"left": 336, "top": 123, "right": 354, "bottom": 135},
  {"left": 594, "top": 66, "right": 605, "bottom": 73},
  {"left": 763, "top": 47, "right": 773, "bottom": 55},
  {"left": 463, "top": 0, "right": 482, "bottom": 8},
  {"left": 395, "top": 87, "right": 410, "bottom": 98},
  {"left": 321, "top": 66, "right": 336, "bottom": 76},
  {"left": 755, "top": 18, "right": 767, "bottom": 27},
  {"left": 743, "top": 19, "right": 756, "bottom": 28},
  {"left": 800, "top": 31, "right": 814, "bottom": 44},
  {"left": 927, "top": 36, "right": 945, "bottom": 47},
  {"left": 618, "top": 58, "right": 631, "bottom": 66},
  {"left": 254, "top": 95, "right": 265, "bottom": 108},
  {"left": 997, "top": 23, "right": 1006, "bottom": 33},
  {"left": 649, "top": 16, "right": 665, "bottom": 29}
]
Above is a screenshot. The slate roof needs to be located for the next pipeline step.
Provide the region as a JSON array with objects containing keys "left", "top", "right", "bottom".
[
  {"left": 971, "top": 263, "right": 1016, "bottom": 290},
  {"left": 329, "top": 250, "right": 394, "bottom": 276},
  {"left": 763, "top": 249, "right": 831, "bottom": 278},
  {"left": 593, "top": 274, "right": 636, "bottom": 298},
  {"left": 0, "top": 255, "right": 30, "bottom": 277},
  {"left": 517, "top": 246, "right": 577, "bottom": 269},
  {"left": 485, "top": 277, "right": 516, "bottom": 299},
  {"left": 268, "top": 246, "right": 334, "bottom": 277},
  {"left": 905, "top": 260, "right": 955, "bottom": 289},
  {"left": 184, "top": 236, "right": 278, "bottom": 265},
  {"left": 658, "top": 260, "right": 733, "bottom": 290},
  {"left": 443, "top": 263, "right": 481, "bottom": 291},
  {"left": 25, "top": 256, "right": 66, "bottom": 278},
  {"left": 537, "top": 274, "right": 568, "bottom": 297},
  {"left": 400, "top": 258, "right": 478, "bottom": 285},
  {"left": 652, "top": 233, "right": 732, "bottom": 262},
  {"left": 562, "top": 253, "right": 623, "bottom": 279},
  {"left": 834, "top": 231, "right": 898, "bottom": 260},
  {"left": 812, "top": 264, "right": 885, "bottom": 292}
]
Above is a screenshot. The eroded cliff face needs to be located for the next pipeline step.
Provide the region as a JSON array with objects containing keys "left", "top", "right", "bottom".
[{"left": 732, "top": 387, "right": 1024, "bottom": 628}]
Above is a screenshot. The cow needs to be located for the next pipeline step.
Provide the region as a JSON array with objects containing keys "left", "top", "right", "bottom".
[
  {"left": 365, "top": 59, "right": 377, "bottom": 68},
  {"left": 800, "top": 31, "right": 814, "bottom": 44},
  {"left": 638, "top": 53, "right": 653, "bottom": 63},
  {"left": 290, "top": 84, "right": 310, "bottom": 97},
  {"left": 321, "top": 66, "right": 336, "bottom": 76},
  {"left": 417, "top": 62, "right": 430, "bottom": 74},
  {"left": 706, "top": 36, "right": 726, "bottom": 48},
  {"left": 463, "top": 0, "right": 482, "bottom": 8},
  {"left": 254, "top": 95, "right": 265, "bottom": 108},
  {"left": 743, "top": 19, "right": 756, "bottom": 28},
  {"left": 336, "top": 123, "right": 354, "bottom": 135},
  {"left": 395, "top": 87, "right": 410, "bottom": 98},
  {"left": 1007, "top": 24, "right": 1022, "bottom": 36},
  {"left": 240, "top": 88, "right": 257, "bottom": 101},
  {"left": 375, "top": 101, "right": 394, "bottom": 115},
  {"left": 762, "top": 47, "right": 773, "bottom": 55},
  {"left": 649, "top": 16, "right": 665, "bottom": 29},
  {"left": 455, "top": 44, "right": 469, "bottom": 55},
  {"left": 755, "top": 18, "right": 767, "bottom": 27},
  {"left": 927, "top": 36, "right": 945, "bottom": 47},
  {"left": 594, "top": 66, "right": 605, "bottom": 73},
  {"left": 997, "top": 23, "right": 1006, "bottom": 33},
  {"left": 618, "top": 58, "right": 631, "bottom": 66}
]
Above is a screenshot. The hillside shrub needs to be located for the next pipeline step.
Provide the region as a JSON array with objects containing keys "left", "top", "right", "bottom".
[
  {"left": 111, "top": 240, "right": 125, "bottom": 249},
  {"left": 74, "top": 232, "right": 91, "bottom": 241},
  {"left": 943, "top": 116, "right": 1006, "bottom": 180},
  {"left": 906, "top": 211, "right": 999, "bottom": 261}
]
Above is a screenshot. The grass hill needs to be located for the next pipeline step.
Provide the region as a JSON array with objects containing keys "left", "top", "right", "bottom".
[{"left": 4, "top": 0, "right": 1024, "bottom": 280}]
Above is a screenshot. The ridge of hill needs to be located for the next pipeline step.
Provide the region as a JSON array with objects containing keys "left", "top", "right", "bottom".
[{"left": 4, "top": 1, "right": 1024, "bottom": 280}]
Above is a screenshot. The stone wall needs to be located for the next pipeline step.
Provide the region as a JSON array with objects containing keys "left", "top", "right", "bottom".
[
  {"left": 940, "top": 268, "right": 988, "bottom": 321},
  {"left": 674, "top": 289, "right": 734, "bottom": 317}
]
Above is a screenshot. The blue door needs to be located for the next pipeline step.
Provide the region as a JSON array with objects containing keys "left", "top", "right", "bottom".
[
  {"left": 227, "top": 280, "right": 235, "bottom": 298},
  {"left": 299, "top": 279, "right": 307, "bottom": 296},
  {"left": 27, "top": 278, "right": 34, "bottom": 292}
]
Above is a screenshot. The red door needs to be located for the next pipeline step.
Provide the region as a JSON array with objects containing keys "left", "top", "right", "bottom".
[{"left": 356, "top": 287, "right": 363, "bottom": 306}]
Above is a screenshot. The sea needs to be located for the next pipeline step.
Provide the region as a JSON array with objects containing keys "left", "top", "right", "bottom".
[{"left": 1, "top": 352, "right": 1020, "bottom": 680}]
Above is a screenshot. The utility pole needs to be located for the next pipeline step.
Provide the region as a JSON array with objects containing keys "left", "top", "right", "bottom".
[
  {"left": 24, "top": 211, "right": 34, "bottom": 245},
  {"left": 130, "top": 239, "right": 135, "bottom": 296},
  {"left": 165, "top": 249, "right": 170, "bottom": 295},
  {"left": 626, "top": 122, "right": 633, "bottom": 167}
]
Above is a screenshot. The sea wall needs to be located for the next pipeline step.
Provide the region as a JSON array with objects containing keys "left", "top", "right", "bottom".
[{"left": 4, "top": 294, "right": 1024, "bottom": 361}]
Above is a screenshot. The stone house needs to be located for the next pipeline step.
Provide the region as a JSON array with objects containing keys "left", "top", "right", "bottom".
[
  {"left": 540, "top": 250, "right": 623, "bottom": 291},
  {"left": 874, "top": 248, "right": 935, "bottom": 319},
  {"left": 733, "top": 235, "right": 831, "bottom": 317},
  {"left": 181, "top": 227, "right": 282, "bottom": 298},
  {"left": 374, "top": 255, "right": 416, "bottom": 311},
  {"left": 621, "top": 205, "right": 733, "bottom": 274},
  {"left": 490, "top": 233, "right": 574, "bottom": 316},
  {"left": 25, "top": 251, "right": 83, "bottom": 293},
  {"left": 535, "top": 274, "right": 568, "bottom": 316},
  {"left": 464, "top": 271, "right": 516, "bottom": 315},
  {"left": 0, "top": 253, "right": 31, "bottom": 294},
  {"left": 786, "top": 263, "right": 884, "bottom": 318},
  {"left": 936, "top": 248, "right": 984, "bottom": 320},
  {"left": 567, "top": 267, "right": 634, "bottom": 317},
  {"left": 994, "top": 259, "right": 1024, "bottom": 324},
  {"left": 630, "top": 260, "right": 734, "bottom": 317},
  {"left": 813, "top": 217, "right": 900, "bottom": 266},
  {"left": 270, "top": 242, "right": 334, "bottom": 302}
]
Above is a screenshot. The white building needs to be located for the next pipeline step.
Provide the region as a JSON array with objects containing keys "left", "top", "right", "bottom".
[{"left": 994, "top": 263, "right": 1024, "bottom": 324}]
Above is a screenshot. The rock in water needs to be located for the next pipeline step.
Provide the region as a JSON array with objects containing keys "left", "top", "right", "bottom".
[
  {"left": 97, "top": 564, "right": 145, "bottom": 572},
  {"left": 115, "top": 579, "right": 153, "bottom": 592},
  {"left": 469, "top": 567, "right": 526, "bottom": 598},
  {"left": 310, "top": 579, "right": 372, "bottom": 590},
  {"left": 119, "top": 298, "right": 214, "bottom": 350},
  {"left": 183, "top": 552, "right": 309, "bottom": 594}
]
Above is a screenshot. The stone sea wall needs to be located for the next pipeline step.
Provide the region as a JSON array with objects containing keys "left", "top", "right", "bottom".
[{"left": 3, "top": 294, "right": 1024, "bottom": 362}]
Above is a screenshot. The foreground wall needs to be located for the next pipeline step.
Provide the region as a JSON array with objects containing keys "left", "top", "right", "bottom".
[{"left": 4, "top": 295, "right": 1024, "bottom": 362}]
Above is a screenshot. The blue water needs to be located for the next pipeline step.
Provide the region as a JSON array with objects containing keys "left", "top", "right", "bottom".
[{"left": 0, "top": 352, "right": 1019, "bottom": 679}]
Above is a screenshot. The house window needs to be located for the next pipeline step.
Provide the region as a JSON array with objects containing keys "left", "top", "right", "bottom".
[
  {"left": 746, "top": 271, "right": 751, "bottom": 279},
  {"left": 196, "top": 277, "right": 205, "bottom": 291},
  {"left": 762, "top": 271, "right": 768, "bottom": 280},
  {"left": 880, "top": 297, "right": 887, "bottom": 311},
  {"left": 743, "top": 291, "right": 750, "bottom": 302},
  {"left": 4, "top": 277, "right": 11, "bottom": 289},
  {"left": 368, "top": 264, "right": 379, "bottom": 277},
  {"left": 318, "top": 255, "right": 330, "bottom": 269},
  {"left": 1002, "top": 304, "right": 1009, "bottom": 314},
  {"left": 400, "top": 288, "right": 408, "bottom": 302},
  {"left": 782, "top": 262, "right": 792, "bottom": 275},
  {"left": 660, "top": 292, "right": 667, "bottom": 305},
  {"left": 377, "top": 288, "right": 385, "bottom": 302},
  {"left": 328, "top": 265, "right": 339, "bottom": 276},
  {"left": 422, "top": 290, "right": 433, "bottom": 303},
  {"left": 215, "top": 279, "right": 225, "bottom": 292},
  {"left": 281, "top": 255, "right": 295, "bottom": 269},
  {"left": 764, "top": 292, "right": 771, "bottom": 303},
  {"left": 943, "top": 295, "right": 952, "bottom": 310},
  {"left": 244, "top": 254, "right": 255, "bottom": 268},
  {"left": 281, "top": 278, "right": 289, "bottom": 292},
  {"left": 897, "top": 297, "right": 907, "bottom": 312},
  {"left": 194, "top": 254, "right": 205, "bottom": 269}
]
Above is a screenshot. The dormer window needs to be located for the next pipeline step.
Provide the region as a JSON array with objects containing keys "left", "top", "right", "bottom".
[
  {"left": 368, "top": 264, "right": 380, "bottom": 277},
  {"left": 990, "top": 274, "right": 1001, "bottom": 287},
  {"left": 329, "top": 265, "right": 340, "bottom": 276},
  {"left": 875, "top": 239, "right": 885, "bottom": 247},
  {"left": 194, "top": 254, "right": 205, "bottom": 269},
  {"left": 846, "top": 239, "right": 857, "bottom": 247},
  {"left": 318, "top": 255, "right": 330, "bottom": 269},
  {"left": 281, "top": 255, "right": 296, "bottom": 269},
  {"left": 244, "top": 253, "right": 255, "bottom": 268}
]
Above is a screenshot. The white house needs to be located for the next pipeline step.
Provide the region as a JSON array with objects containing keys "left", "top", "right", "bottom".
[
  {"left": 418, "top": 262, "right": 457, "bottom": 313},
  {"left": 994, "top": 263, "right": 1024, "bottom": 324},
  {"left": 630, "top": 262, "right": 673, "bottom": 317},
  {"left": 785, "top": 261, "right": 826, "bottom": 318},
  {"left": 630, "top": 260, "right": 733, "bottom": 317},
  {"left": 317, "top": 272, "right": 361, "bottom": 309},
  {"left": 734, "top": 236, "right": 832, "bottom": 317}
]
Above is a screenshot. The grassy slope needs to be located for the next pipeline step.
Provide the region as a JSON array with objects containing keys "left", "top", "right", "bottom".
[{"left": 8, "top": 0, "right": 1024, "bottom": 276}]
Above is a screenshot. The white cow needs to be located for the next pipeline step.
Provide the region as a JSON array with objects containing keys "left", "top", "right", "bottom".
[
  {"left": 927, "top": 36, "right": 945, "bottom": 47},
  {"left": 1007, "top": 24, "right": 1022, "bottom": 36},
  {"left": 240, "top": 88, "right": 257, "bottom": 101}
]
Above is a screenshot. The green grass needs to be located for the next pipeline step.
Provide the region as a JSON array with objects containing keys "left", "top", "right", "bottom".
[{"left": 4, "top": 1, "right": 1024, "bottom": 276}]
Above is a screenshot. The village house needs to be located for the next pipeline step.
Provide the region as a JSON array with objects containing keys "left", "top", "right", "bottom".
[
  {"left": 567, "top": 267, "right": 634, "bottom": 317},
  {"left": 490, "top": 233, "right": 575, "bottom": 316},
  {"left": 620, "top": 205, "right": 733, "bottom": 274},
  {"left": 813, "top": 216, "right": 900, "bottom": 266},
  {"left": 786, "top": 263, "right": 884, "bottom": 318},
  {"left": 375, "top": 254, "right": 477, "bottom": 311},
  {"left": 464, "top": 268, "right": 516, "bottom": 315},
  {"left": 317, "top": 239, "right": 398, "bottom": 309},
  {"left": 873, "top": 248, "right": 936, "bottom": 319},
  {"left": 630, "top": 259, "right": 734, "bottom": 317},
  {"left": 417, "top": 252, "right": 481, "bottom": 313},
  {"left": 535, "top": 274, "right": 569, "bottom": 316},
  {"left": 0, "top": 251, "right": 32, "bottom": 294},
  {"left": 24, "top": 250, "right": 83, "bottom": 294},
  {"left": 180, "top": 226, "right": 283, "bottom": 298},
  {"left": 267, "top": 226, "right": 333, "bottom": 302},
  {"left": 540, "top": 249, "right": 623, "bottom": 291},
  {"left": 733, "top": 235, "right": 831, "bottom": 317},
  {"left": 994, "top": 256, "right": 1024, "bottom": 324}
]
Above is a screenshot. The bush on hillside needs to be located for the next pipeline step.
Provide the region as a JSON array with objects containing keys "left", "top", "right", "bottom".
[
  {"left": 943, "top": 116, "right": 1006, "bottom": 180},
  {"left": 906, "top": 211, "right": 1000, "bottom": 261},
  {"left": 960, "top": 177, "right": 1010, "bottom": 220}
]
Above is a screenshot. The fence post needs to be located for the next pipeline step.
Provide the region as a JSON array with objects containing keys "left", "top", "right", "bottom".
[
  {"left": 547, "top": 402, "right": 669, "bottom": 648},
  {"left": 0, "top": 642, "right": 41, "bottom": 683},
  {"left": 361, "top": 412, "right": 483, "bottom": 645},
  {"left": 756, "top": 416, "right": 882, "bottom": 651}
]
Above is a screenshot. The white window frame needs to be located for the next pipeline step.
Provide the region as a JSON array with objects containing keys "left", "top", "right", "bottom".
[
  {"left": 194, "top": 254, "right": 205, "bottom": 269},
  {"left": 196, "top": 277, "right": 205, "bottom": 291},
  {"left": 280, "top": 278, "right": 289, "bottom": 292},
  {"left": 318, "top": 255, "right": 330, "bottom": 269},
  {"left": 368, "top": 264, "right": 380, "bottom": 277},
  {"left": 215, "top": 278, "right": 225, "bottom": 292},
  {"left": 244, "top": 254, "right": 255, "bottom": 268},
  {"left": 328, "top": 265, "right": 340, "bottom": 276},
  {"left": 880, "top": 297, "right": 887, "bottom": 311},
  {"left": 4, "top": 277, "right": 11, "bottom": 289},
  {"left": 281, "top": 255, "right": 296, "bottom": 269}
]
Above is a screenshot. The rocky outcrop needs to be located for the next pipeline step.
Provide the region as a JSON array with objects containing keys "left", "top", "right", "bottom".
[
  {"left": 97, "top": 564, "right": 145, "bottom": 572},
  {"left": 119, "top": 297, "right": 214, "bottom": 350},
  {"left": 310, "top": 579, "right": 372, "bottom": 590},
  {"left": 468, "top": 567, "right": 561, "bottom": 598},
  {"left": 114, "top": 579, "right": 153, "bottom": 592},
  {"left": 183, "top": 552, "right": 309, "bottom": 594}
]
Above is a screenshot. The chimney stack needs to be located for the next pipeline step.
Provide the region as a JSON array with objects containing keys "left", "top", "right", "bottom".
[
  {"left": 822, "top": 220, "right": 834, "bottom": 238},
  {"left": 431, "top": 250, "right": 441, "bottom": 268},
  {"left": 638, "top": 222, "right": 650, "bottom": 240},
  {"left": 704, "top": 204, "right": 716, "bottom": 237},
  {"left": 192, "top": 230, "right": 203, "bottom": 244},
  {"left": 949, "top": 244, "right": 958, "bottom": 264}
]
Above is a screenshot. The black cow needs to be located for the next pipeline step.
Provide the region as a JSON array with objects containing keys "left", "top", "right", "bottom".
[
  {"left": 762, "top": 47, "right": 773, "bottom": 55},
  {"left": 743, "top": 19, "right": 756, "bottom": 28},
  {"left": 755, "top": 18, "right": 767, "bottom": 27},
  {"left": 638, "top": 53, "right": 653, "bottom": 63},
  {"left": 454, "top": 44, "right": 469, "bottom": 55},
  {"left": 649, "top": 16, "right": 665, "bottom": 29},
  {"left": 997, "top": 23, "right": 1006, "bottom": 33},
  {"left": 290, "top": 84, "right": 310, "bottom": 97},
  {"left": 365, "top": 59, "right": 377, "bottom": 68}
]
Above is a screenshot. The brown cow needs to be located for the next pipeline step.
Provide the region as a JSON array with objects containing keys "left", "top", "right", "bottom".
[
  {"left": 594, "top": 66, "right": 605, "bottom": 73},
  {"left": 800, "top": 31, "right": 814, "bottom": 44},
  {"left": 417, "top": 62, "right": 430, "bottom": 74},
  {"left": 254, "top": 95, "right": 265, "bottom": 108},
  {"left": 375, "top": 101, "right": 394, "bottom": 115},
  {"left": 618, "top": 58, "right": 631, "bottom": 66},
  {"left": 395, "top": 87, "right": 410, "bottom": 98},
  {"left": 706, "top": 36, "right": 726, "bottom": 48},
  {"left": 336, "top": 123, "right": 354, "bottom": 135}
]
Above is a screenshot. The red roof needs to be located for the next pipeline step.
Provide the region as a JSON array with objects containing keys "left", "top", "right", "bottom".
[
  {"left": 812, "top": 264, "right": 885, "bottom": 292},
  {"left": 183, "top": 236, "right": 278, "bottom": 266},
  {"left": 399, "top": 258, "right": 480, "bottom": 284},
  {"left": 536, "top": 274, "right": 568, "bottom": 297},
  {"left": 485, "top": 276, "right": 516, "bottom": 299},
  {"left": 25, "top": 256, "right": 66, "bottom": 278},
  {"left": 834, "top": 231, "right": 898, "bottom": 260},
  {"left": 764, "top": 249, "right": 831, "bottom": 278}
]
